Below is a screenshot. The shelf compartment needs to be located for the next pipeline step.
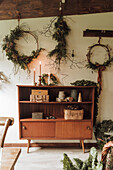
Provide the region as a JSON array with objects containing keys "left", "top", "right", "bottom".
[
  {"left": 19, "top": 103, "right": 92, "bottom": 119},
  {"left": 18, "top": 85, "right": 95, "bottom": 101}
]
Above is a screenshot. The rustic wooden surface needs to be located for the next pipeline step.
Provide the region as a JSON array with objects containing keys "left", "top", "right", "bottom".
[
  {"left": 0, "top": 148, "right": 21, "bottom": 170},
  {"left": 83, "top": 29, "right": 113, "bottom": 37},
  {"left": 0, "top": 0, "right": 113, "bottom": 20}
]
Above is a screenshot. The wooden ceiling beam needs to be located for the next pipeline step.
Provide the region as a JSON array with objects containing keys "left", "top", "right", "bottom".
[
  {"left": 83, "top": 29, "right": 113, "bottom": 37},
  {"left": 0, "top": 0, "right": 113, "bottom": 20}
]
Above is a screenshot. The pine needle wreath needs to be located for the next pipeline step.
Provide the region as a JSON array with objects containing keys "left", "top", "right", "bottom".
[
  {"left": 86, "top": 43, "right": 113, "bottom": 94},
  {"left": 41, "top": 73, "right": 58, "bottom": 86},
  {"left": 86, "top": 43, "right": 113, "bottom": 71},
  {"left": 2, "top": 25, "right": 43, "bottom": 71},
  {"left": 49, "top": 15, "right": 71, "bottom": 67}
]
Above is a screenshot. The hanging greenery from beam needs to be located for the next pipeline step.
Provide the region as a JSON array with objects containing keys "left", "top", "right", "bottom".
[{"left": 49, "top": 15, "right": 71, "bottom": 68}]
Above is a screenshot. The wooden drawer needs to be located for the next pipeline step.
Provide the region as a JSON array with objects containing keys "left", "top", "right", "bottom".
[
  {"left": 21, "top": 121, "right": 55, "bottom": 138},
  {"left": 56, "top": 121, "right": 92, "bottom": 139}
]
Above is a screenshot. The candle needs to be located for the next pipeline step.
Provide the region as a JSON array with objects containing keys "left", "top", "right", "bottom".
[
  {"left": 33, "top": 68, "right": 35, "bottom": 85},
  {"left": 48, "top": 73, "right": 50, "bottom": 85},
  {"left": 39, "top": 61, "right": 41, "bottom": 76},
  {"left": 62, "top": 0, "right": 65, "bottom": 3}
]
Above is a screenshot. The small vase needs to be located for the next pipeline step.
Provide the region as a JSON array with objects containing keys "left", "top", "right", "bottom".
[
  {"left": 58, "top": 91, "right": 65, "bottom": 100},
  {"left": 71, "top": 89, "right": 78, "bottom": 101},
  {"left": 78, "top": 92, "right": 82, "bottom": 102}
]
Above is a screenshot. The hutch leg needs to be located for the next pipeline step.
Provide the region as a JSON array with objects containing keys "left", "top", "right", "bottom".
[
  {"left": 80, "top": 140, "right": 82, "bottom": 147},
  {"left": 81, "top": 140, "right": 85, "bottom": 153},
  {"left": 27, "top": 139, "right": 31, "bottom": 153}
]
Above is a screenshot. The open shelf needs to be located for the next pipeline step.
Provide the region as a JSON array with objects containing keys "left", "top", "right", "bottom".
[
  {"left": 19, "top": 101, "right": 92, "bottom": 104},
  {"left": 20, "top": 118, "right": 92, "bottom": 122}
]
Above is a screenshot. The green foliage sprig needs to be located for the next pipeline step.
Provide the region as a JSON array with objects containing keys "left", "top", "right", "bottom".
[
  {"left": 49, "top": 15, "right": 71, "bottom": 67},
  {"left": 41, "top": 73, "right": 58, "bottom": 86},
  {"left": 62, "top": 147, "right": 103, "bottom": 170},
  {"left": 2, "top": 25, "right": 43, "bottom": 71},
  {"left": 70, "top": 80, "right": 99, "bottom": 126},
  {"left": 95, "top": 120, "right": 113, "bottom": 150}
]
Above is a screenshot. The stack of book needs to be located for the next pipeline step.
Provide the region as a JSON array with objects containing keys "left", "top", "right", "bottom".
[{"left": 30, "top": 89, "right": 49, "bottom": 102}]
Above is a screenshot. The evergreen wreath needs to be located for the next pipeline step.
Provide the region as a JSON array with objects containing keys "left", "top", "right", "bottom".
[
  {"left": 2, "top": 25, "right": 43, "bottom": 71},
  {"left": 70, "top": 79, "right": 99, "bottom": 126},
  {"left": 86, "top": 43, "right": 113, "bottom": 94},
  {"left": 49, "top": 15, "right": 71, "bottom": 67},
  {"left": 86, "top": 43, "right": 113, "bottom": 71},
  {"left": 41, "top": 73, "right": 58, "bottom": 86}
]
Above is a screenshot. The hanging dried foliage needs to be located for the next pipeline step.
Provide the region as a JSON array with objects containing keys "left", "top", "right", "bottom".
[{"left": 49, "top": 15, "right": 71, "bottom": 68}]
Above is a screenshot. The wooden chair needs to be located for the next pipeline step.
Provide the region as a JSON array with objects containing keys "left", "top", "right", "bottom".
[{"left": 0, "top": 117, "right": 14, "bottom": 148}]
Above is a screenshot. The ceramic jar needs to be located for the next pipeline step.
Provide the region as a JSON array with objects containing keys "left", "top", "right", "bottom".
[
  {"left": 58, "top": 91, "right": 65, "bottom": 100},
  {"left": 70, "top": 89, "right": 78, "bottom": 101}
]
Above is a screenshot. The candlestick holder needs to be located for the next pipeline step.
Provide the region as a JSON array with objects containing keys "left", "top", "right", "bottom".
[
  {"left": 34, "top": 82, "right": 37, "bottom": 86},
  {"left": 38, "top": 75, "right": 42, "bottom": 86}
]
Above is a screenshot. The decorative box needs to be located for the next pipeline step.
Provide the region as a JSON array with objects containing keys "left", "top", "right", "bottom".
[
  {"left": 30, "top": 94, "right": 49, "bottom": 102},
  {"left": 32, "top": 112, "right": 43, "bottom": 119},
  {"left": 64, "top": 109, "right": 84, "bottom": 120},
  {"left": 35, "top": 95, "right": 43, "bottom": 102},
  {"left": 30, "top": 94, "right": 36, "bottom": 102},
  {"left": 31, "top": 90, "right": 48, "bottom": 95}
]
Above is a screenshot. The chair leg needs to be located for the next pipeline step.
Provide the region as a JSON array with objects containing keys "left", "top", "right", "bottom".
[{"left": 27, "top": 139, "right": 31, "bottom": 153}]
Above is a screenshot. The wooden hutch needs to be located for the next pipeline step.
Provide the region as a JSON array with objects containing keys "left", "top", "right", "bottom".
[{"left": 17, "top": 85, "right": 95, "bottom": 153}]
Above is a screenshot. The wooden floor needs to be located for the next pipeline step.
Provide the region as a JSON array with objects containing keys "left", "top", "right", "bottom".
[{"left": 14, "top": 147, "right": 101, "bottom": 170}]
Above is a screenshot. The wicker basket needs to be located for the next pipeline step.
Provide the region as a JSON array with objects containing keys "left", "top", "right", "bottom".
[{"left": 64, "top": 109, "right": 84, "bottom": 120}]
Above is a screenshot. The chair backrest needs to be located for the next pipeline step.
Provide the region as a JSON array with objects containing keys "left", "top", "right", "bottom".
[{"left": 0, "top": 117, "right": 14, "bottom": 148}]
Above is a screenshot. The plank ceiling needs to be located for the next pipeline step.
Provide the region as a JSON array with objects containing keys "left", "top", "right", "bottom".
[{"left": 0, "top": 0, "right": 113, "bottom": 20}]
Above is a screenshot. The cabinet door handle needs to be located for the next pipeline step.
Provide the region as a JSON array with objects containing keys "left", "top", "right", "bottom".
[
  {"left": 22, "top": 126, "right": 26, "bottom": 130},
  {"left": 87, "top": 126, "right": 91, "bottom": 130}
]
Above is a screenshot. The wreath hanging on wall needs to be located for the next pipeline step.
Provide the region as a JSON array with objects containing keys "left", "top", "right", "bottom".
[
  {"left": 2, "top": 25, "right": 43, "bottom": 71},
  {"left": 86, "top": 43, "right": 113, "bottom": 70},
  {"left": 86, "top": 41, "right": 113, "bottom": 94},
  {"left": 41, "top": 73, "right": 58, "bottom": 86}
]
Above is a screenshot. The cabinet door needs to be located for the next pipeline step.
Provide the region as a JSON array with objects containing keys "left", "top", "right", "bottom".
[
  {"left": 56, "top": 121, "right": 92, "bottom": 139},
  {"left": 21, "top": 122, "right": 55, "bottom": 138},
  {"left": 79, "top": 122, "right": 92, "bottom": 139}
]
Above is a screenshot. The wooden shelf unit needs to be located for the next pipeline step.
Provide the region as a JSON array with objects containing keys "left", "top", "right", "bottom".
[{"left": 17, "top": 85, "right": 95, "bottom": 153}]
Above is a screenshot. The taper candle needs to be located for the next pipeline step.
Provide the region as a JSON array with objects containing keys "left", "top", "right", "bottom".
[
  {"left": 39, "top": 61, "right": 41, "bottom": 76},
  {"left": 48, "top": 73, "right": 50, "bottom": 85},
  {"left": 33, "top": 68, "right": 35, "bottom": 85}
]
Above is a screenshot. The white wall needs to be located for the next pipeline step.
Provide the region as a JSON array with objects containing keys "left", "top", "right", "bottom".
[{"left": 0, "top": 12, "right": 113, "bottom": 143}]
